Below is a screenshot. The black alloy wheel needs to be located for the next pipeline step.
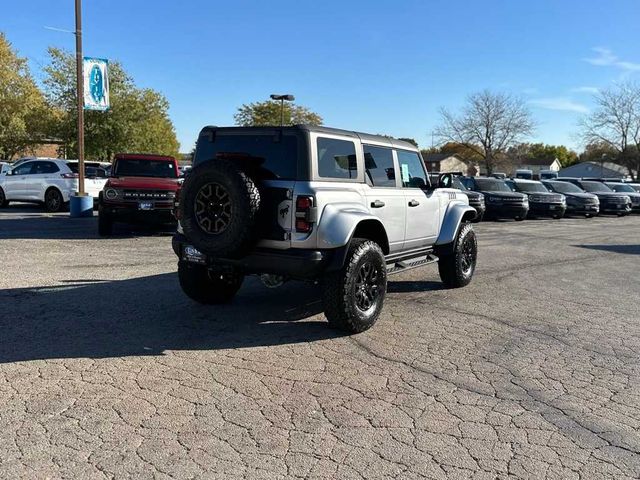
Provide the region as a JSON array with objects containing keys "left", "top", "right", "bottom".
[
  {"left": 45, "top": 189, "right": 63, "bottom": 212},
  {"left": 194, "top": 182, "right": 232, "bottom": 234},
  {"left": 354, "top": 261, "right": 384, "bottom": 314}
]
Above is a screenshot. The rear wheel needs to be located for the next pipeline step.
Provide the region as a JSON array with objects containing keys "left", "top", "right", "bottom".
[
  {"left": 322, "top": 239, "right": 387, "bottom": 333},
  {"left": 178, "top": 261, "right": 244, "bottom": 304},
  {"left": 0, "top": 188, "right": 8, "bottom": 208},
  {"left": 438, "top": 223, "right": 477, "bottom": 288},
  {"left": 44, "top": 188, "right": 64, "bottom": 212}
]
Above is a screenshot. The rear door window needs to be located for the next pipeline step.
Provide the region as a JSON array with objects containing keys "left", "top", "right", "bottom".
[
  {"left": 317, "top": 137, "right": 358, "bottom": 179},
  {"left": 33, "top": 161, "right": 60, "bottom": 174},
  {"left": 364, "top": 145, "right": 395, "bottom": 187},
  {"left": 397, "top": 150, "right": 428, "bottom": 188}
]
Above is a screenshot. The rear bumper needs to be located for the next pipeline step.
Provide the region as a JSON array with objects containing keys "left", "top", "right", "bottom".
[{"left": 172, "top": 233, "right": 338, "bottom": 279}]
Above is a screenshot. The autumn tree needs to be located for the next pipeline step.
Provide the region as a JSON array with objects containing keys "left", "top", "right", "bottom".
[
  {"left": 579, "top": 83, "right": 640, "bottom": 180},
  {"left": 234, "top": 100, "right": 322, "bottom": 127},
  {"left": 43, "top": 48, "right": 179, "bottom": 160},
  {"left": 0, "top": 33, "right": 50, "bottom": 159},
  {"left": 507, "top": 143, "right": 578, "bottom": 168},
  {"left": 435, "top": 90, "right": 534, "bottom": 174}
]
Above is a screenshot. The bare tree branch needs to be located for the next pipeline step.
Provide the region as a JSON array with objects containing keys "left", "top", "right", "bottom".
[{"left": 434, "top": 90, "right": 534, "bottom": 174}]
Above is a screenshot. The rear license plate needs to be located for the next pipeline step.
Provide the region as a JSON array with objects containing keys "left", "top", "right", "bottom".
[
  {"left": 138, "top": 201, "right": 153, "bottom": 210},
  {"left": 183, "top": 245, "right": 206, "bottom": 264}
]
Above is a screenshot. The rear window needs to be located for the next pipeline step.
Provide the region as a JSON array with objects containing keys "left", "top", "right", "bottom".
[
  {"left": 195, "top": 133, "right": 299, "bottom": 180},
  {"left": 113, "top": 159, "right": 178, "bottom": 178},
  {"left": 364, "top": 145, "right": 395, "bottom": 187}
]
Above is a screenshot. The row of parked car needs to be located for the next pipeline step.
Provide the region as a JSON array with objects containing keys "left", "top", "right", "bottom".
[
  {"left": 0, "top": 155, "right": 184, "bottom": 236},
  {"left": 433, "top": 173, "right": 640, "bottom": 221}
]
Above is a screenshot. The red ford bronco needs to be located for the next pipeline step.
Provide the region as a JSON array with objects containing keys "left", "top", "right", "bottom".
[{"left": 98, "top": 153, "right": 182, "bottom": 236}]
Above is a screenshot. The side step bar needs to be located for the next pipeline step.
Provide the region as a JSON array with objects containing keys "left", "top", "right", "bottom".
[{"left": 385, "top": 247, "right": 439, "bottom": 276}]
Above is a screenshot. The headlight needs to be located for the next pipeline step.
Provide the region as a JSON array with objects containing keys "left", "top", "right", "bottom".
[
  {"left": 624, "top": 196, "right": 631, "bottom": 204},
  {"left": 104, "top": 188, "right": 120, "bottom": 200}
]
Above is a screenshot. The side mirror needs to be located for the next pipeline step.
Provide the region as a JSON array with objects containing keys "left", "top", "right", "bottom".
[{"left": 438, "top": 173, "right": 453, "bottom": 189}]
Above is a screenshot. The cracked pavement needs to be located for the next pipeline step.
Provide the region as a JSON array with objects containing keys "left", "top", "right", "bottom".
[{"left": 0, "top": 205, "right": 639, "bottom": 479}]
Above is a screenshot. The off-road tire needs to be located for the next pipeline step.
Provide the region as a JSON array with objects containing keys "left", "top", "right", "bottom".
[
  {"left": 98, "top": 206, "right": 113, "bottom": 236},
  {"left": 0, "top": 187, "right": 8, "bottom": 208},
  {"left": 322, "top": 239, "right": 387, "bottom": 333},
  {"left": 44, "top": 188, "right": 64, "bottom": 212},
  {"left": 180, "top": 159, "right": 260, "bottom": 258},
  {"left": 438, "top": 222, "right": 477, "bottom": 288},
  {"left": 178, "top": 261, "right": 244, "bottom": 304}
]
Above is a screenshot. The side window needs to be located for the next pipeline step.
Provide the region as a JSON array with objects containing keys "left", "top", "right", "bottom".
[
  {"left": 33, "top": 162, "right": 60, "bottom": 174},
  {"left": 317, "top": 137, "right": 357, "bottom": 179},
  {"left": 364, "top": 145, "right": 395, "bottom": 187},
  {"left": 13, "top": 163, "right": 34, "bottom": 175},
  {"left": 397, "top": 150, "right": 428, "bottom": 189}
]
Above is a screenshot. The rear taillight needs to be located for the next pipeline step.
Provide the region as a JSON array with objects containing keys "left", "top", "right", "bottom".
[
  {"left": 295, "top": 195, "right": 315, "bottom": 233},
  {"left": 61, "top": 173, "right": 79, "bottom": 179}
]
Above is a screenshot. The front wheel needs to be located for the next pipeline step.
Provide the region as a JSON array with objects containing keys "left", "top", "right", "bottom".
[
  {"left": 322, "top": 239, "right": 387, "bottom": 333},
  {"left": 98, "top": 207, "right": 113, "bottom": 236},
  {"left": 0, "top": 188, "right": 8, "bottom": 208},
  {"left": 438, "top": 223, "right": 477, "bottom": 288},
  {"left": 178, "top": 261, "right": 244, "bottom": 304}
]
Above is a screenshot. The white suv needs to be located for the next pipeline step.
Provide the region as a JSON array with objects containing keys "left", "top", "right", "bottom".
[{"left": 0, "top": 159, "right": 107, "bottom": 212}]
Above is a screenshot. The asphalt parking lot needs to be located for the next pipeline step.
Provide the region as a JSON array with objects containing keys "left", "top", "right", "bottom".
[{"left": 0, "top": 205, "right": 639, "bottom": 480}]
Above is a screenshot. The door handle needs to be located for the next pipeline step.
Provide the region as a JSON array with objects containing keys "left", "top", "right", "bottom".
[
  {"left": 408, "top": 199, "right": 420, "bottom": 207},
  {"left": 371, "top": 200, "right": 385, "bottom": 208}
]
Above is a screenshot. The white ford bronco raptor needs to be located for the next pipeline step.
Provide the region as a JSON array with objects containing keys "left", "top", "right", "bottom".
[{"left": 173, "top": 125, "right": 478, "bottom": 333}]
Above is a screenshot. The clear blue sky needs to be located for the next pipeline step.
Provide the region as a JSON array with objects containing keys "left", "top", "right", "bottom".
[{"left": 2, "top": 0, "right": 639, "bottom": 152}]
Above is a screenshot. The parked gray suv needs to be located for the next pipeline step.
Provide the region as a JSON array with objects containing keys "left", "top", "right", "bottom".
[{"left": 173, "top": 126, "right": 478, "bottom": 333}]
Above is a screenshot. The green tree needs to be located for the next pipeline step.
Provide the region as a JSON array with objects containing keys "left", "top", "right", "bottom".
[
  {"left": 43, "top": 48, "right": 179, "bottom": 160},
  {"left": 398, "top": 137, "right": 418, "bottom": 147},
  {"left": 0, "top": 33, "right": 50, "bottom": 159},
  {"left": 234, "top": 100, "right": 322, "bottom": 127},
  {"left": 508, "top": 143, "right": 578, "bottom": 168}
]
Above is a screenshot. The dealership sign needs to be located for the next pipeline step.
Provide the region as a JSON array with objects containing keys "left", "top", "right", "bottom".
[{"left": 83, "top": 57, "right": 109, "bottom": 111}]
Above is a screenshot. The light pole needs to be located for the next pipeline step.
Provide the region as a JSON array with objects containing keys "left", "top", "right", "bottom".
[
  {"left": 270, "top": 94, "right": 295, "bottom": 126},
  {"left": 75, "top": 0, "right": 85, "bottom": 195}
]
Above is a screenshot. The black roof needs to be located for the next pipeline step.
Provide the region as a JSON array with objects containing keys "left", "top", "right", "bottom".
[{"left": 198, "top": 125, "right": 418, "bottom": 151}]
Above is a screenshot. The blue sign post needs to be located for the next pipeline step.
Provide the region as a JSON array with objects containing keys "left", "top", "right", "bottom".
[{"left": 83, "top": 57, "right": 109, "bottom": 111}]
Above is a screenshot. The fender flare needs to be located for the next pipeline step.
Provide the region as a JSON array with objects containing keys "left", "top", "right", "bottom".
[
  {"left": 435, "top": 202, "right": 477, "bottom": 252},
  {"left": 317, "top": 203, "right": 388, "bottom": 271}
]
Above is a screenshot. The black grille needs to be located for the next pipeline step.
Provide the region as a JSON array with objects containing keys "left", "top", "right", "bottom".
[{"left": 123, "top": 190, "right": 175, "bottom": 200}]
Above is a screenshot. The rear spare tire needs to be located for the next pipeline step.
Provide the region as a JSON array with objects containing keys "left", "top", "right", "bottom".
[{"left": 180, "top": 160, "right": 260, "bottom": 258}]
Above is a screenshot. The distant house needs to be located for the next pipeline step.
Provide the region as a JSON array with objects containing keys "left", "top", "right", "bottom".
[
  {"left": 423, "top": 154, "right": 478, "bottom": 175},
  {"left": 558, "top": 161, "right": 631, "bottom": 179},
  {"left": 514, "top": 157, "right": 562, "bottom": 176}
]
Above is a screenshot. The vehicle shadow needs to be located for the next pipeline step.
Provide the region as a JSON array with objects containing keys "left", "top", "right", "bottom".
[
  {"left": 0, "top": 273, "right": 343, "bottom": 364},
  {"left": 574, "top": 244, "right": 640, "bottom": 256},
  {"left": 0, "top": 204, "right": 174, "bottom": 240},
  {"left": 388, "top": 280, "right": 445, "bottom": 293}
]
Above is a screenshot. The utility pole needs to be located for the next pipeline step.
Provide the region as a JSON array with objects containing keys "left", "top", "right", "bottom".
[{"left": 75, "top": 0, "right": 85, "bottom": 195}]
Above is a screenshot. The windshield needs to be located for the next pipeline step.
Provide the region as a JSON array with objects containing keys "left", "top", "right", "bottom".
[
  {"left": 547, "top": 181, "right": 582, "bottom": 193},
  {"left": 452, "top": 176, "right": 467, "bottom": 190},
  {"left": 581, "top": 181, "right": 612, "bottom": 193},
  {"left": 113, "top": 159, "right": 178, "bottom": 178},
  {"left": 474, "top": 178, "right": 512, "bottom": 192},
  {"left": 607, "top": 183, "right": 635, "bottom": 193},
  {"left": 514, "top": 182, "right": 549, "bottom": 193}
]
